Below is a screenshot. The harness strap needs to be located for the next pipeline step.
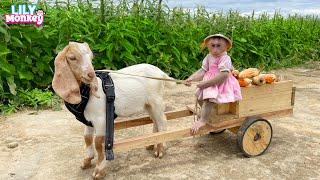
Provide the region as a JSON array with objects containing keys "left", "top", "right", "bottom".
[
  {"left": 64, "top": 84, "right": 93, "bottom": 127},
  {"left": 95, "top": 71, "right": 116, "bottom": 161}
]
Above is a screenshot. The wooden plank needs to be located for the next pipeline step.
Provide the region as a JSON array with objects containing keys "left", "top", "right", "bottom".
[
  {"left": 239, "top": 81, "right": 293, "bottom": 117},
  {"left": 228, "top": 126, "right": 240, "bottom": 134},
  {"left": 240, "top": 91, "right": 292, "bottom": 108},
  {"left": 186, "top": 105, "right": 292, "bottom": 122},
  {"left": 114, "top": 108, "right": 292, "bottom": 152},
  {"left": 229, "top": 102, "right": 238, "bottom": 115},
  {"left": 241, "top": 81, "right": 293, "bottom": 99},
  {"left": 213, "top": 102, "right": 240, "bottom": 115},
  {"left": 195, "top": 108, "right": 292, "bottom": 128},
  {"left": 259, "top": 108, "right": 293, "bottom": 119},
  {"left": 187, "top": 105, "right": 240, "bottom": 122},
  {"left": 217, "top": 103, "right": 230, "bottom": 115},
  {"left": 241, "top": 88, "right": 293, "bottom": 100},
  {"left": 114, "top": 117, "right": 243, "bottom": 152},
  {"left": 186, "top": 105, "right": 239, "bottom": 122},
  {"left": 115, "top": 108, "right": 194, "bottom": 130},
  {"left": 239, "top": 92, "right": 292, "bottom": 117}
]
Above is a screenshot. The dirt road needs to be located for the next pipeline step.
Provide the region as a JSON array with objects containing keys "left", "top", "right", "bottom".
[{"left": 0, "top": 67, "right": 320, "bottom": 179}]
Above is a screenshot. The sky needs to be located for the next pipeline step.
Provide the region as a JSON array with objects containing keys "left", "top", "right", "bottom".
[{"left": 166, "top": 0, "right": 320, "bottom": 16}]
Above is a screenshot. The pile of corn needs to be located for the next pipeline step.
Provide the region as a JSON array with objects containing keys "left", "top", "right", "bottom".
[{"left": 232, "top": 68, "right": 278, "bottom": 87}]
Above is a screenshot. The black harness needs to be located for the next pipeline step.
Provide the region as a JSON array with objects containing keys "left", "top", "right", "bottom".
[{"left": 64, "top": 71, "right": 117, "bottom": 161}]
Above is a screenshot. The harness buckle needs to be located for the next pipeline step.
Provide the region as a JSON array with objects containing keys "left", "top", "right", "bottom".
[
  {"left": 107, "top": 96, "right": 115, "bottom": 102},
  {"left": 105, "top": 149, "right": 114, "bottom": 160}
]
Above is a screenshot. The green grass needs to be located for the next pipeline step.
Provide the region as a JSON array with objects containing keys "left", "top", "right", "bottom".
[
  {"left": 0, "top": 0, "right": 319, "bottom": 114},
  {"left": 0, "top": 88, "right": 62, "bottom": 115}
]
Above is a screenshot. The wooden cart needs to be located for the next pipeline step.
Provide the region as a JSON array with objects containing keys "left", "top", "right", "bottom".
[{"left": 113, "top": 80, "right": 295, "bottom": 157}]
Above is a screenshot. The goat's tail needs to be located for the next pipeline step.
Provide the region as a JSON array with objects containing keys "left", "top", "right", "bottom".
[{"left": 162, "top": 73, "right": 177, "bottom": 88}]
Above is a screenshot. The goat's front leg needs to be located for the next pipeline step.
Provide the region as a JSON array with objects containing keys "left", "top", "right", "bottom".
[
  {"left": 92, "top": 135, "right": 107, "bottom": 179},
  {"left": 81, "top": 126, "right": 94, "bottom": 169}
]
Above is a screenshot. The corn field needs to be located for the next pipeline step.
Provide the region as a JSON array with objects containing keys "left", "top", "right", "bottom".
[{"left": 0, "top": 0, "right": 320, "bottom": 114}]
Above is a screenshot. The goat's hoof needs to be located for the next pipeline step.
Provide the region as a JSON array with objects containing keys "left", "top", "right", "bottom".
[
  {"left": 81, "top": 163, "right": 92, "bottom": 170},
  {"left": 81, "top": 157, "right": 94, "bottom": 169},
  {"left": 92, "top": 164, "right": 106, "bottom": 180},
  {"left": 154, "top": 151, "right": 164, "bottom": 158},
  {"left": 92, "top": 170, "right": 106, "bottom": 180},
  {"left": 154, "top": 144, "right": 165, "bottom": 158},
  {"left": 92, "top": 167, "right": 98, "bottom": 177},
  {"left": 146, "top": 145, "right": 154, "bottom": 151},
  {"left": 93, "top": 173, "right": 106, "bottom": 180}
]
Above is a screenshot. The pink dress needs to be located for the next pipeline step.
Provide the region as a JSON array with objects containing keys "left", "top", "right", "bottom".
[{"left": 196, "top": 52, "right": 242, "bottom": 103}]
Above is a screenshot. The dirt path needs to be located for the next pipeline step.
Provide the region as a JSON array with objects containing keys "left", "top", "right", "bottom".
[{"left": 1, "top": 67, "right": 320, "bottom": 180}]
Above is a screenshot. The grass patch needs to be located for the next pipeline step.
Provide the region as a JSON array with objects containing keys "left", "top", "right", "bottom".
[{"left": 0, "top": 88, "right": 62, "bottom": 115}]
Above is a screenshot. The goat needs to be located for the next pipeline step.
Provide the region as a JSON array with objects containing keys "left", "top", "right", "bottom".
[{"left": 52, "top": 42, "right": 175, "bottom": 179}]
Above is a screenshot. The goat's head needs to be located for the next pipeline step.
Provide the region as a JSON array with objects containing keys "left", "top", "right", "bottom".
[{"left": 52, "top": 42, "right": 98, "bottom": 104}]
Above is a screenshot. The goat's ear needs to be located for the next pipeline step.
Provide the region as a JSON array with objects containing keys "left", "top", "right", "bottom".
[
  {"left": 52, "top": 45, "right": 81, "bottom": 104},
  {"left": 83, "top": 42, "right": 89, "bottom": 47},
  {"left": 83, "top": 42, "right": 94, "bottom": 59}
]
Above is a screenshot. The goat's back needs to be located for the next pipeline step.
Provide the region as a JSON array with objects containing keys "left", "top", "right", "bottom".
[{"left": 109, "top": 64, "right": 172, "bottom": 116}]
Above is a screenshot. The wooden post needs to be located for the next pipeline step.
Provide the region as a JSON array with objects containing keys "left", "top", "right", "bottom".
[{"left": 291, "top": 87, "right": 296, "bottom": 106}]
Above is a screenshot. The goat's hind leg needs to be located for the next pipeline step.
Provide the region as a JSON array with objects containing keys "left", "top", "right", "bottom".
[
  {"left": 146, "top": 97, "right": 167, "bottom": 158},
  {"left": 145, "top": 123, "right": 158, "bottom": 151},
  {"left": 81, "top": 126, "right": 95, "bottom": 169}
]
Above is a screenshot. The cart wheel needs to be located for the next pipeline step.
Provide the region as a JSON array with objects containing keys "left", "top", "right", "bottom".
[
  {"left": 209, "top": 129, "right": 226, "bottom": 135},
  {"left": 237, "top": 117, "right": 273, "bottom": 157}
]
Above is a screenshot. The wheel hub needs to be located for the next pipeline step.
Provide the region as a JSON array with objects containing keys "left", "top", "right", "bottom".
[{"left": 254, "top": 133, "right": 261, "bottom": 141}]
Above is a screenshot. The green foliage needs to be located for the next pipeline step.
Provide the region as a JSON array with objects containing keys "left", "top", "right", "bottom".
[
  {"left": 0, "top": 0, "right": 320, "bottom": 114},
  {"left": 0, "top": 88, "right": 62, "bottom": 115}
]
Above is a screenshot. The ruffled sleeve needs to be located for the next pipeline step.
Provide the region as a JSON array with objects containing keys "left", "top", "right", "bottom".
[
  {"left": 218, "top": 55, "right": 233, "bottom": 72},
  {"left": 201, "top": 54, "right": 210, "bottom": 72}
]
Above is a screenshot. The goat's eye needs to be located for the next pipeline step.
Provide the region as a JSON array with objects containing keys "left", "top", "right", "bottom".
[{"left": 68, "top": 54, "right": 76, "bottom": 61}]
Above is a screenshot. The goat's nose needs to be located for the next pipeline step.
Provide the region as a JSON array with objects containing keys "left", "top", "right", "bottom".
[{"left": 88, "top": 72, "right": 95, "bottom": 79}]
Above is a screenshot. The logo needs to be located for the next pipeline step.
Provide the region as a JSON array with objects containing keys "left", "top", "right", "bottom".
[{"left": 5, "top": 4, "right": 44, "bottom": 27}]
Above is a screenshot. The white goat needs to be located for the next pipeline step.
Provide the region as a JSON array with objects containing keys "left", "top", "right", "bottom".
[{"left": 52, "top": 42, "right": 174, "bottom": 179}]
